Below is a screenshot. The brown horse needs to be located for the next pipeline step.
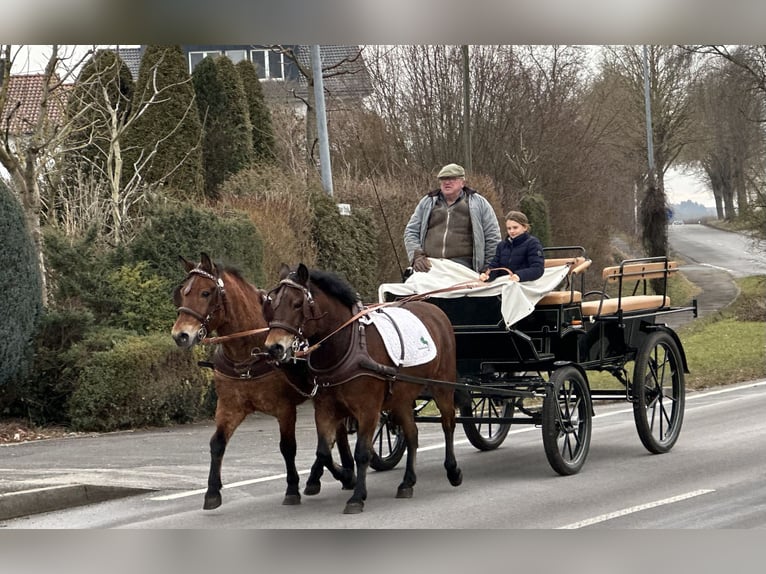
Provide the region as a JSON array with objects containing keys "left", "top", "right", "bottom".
[
  {"left": 171, "top": 253, "right": 355, "bottom": 510},
  {"left": 264, "top": 263, "right": 463, "bottom": 514}
]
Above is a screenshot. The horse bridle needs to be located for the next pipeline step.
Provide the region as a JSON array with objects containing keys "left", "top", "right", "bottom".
[
  {"left": 175, "top": 267, "right": 227, "bottom": 340},
  {"left": 265, "top": 277, "right": 320, "bottom": 339}
]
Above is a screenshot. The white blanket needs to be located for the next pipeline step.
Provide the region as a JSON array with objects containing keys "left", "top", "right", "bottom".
[
  {"left": 359, "top": 307, "right": 437, "bottom": 367},
  {"left": 378, "top": 258, "right": 570, "bottom": 329}
]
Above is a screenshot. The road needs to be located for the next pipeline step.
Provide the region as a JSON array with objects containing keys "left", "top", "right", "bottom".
[
  {"left": 1, "top": 381, "right": 765, "bottom": 528},
  {"left": 1, "top": 223, "right": 764, "bottom": 529},
  {"left": 668, "top": 223, "right": 766, "bottom": 278}
]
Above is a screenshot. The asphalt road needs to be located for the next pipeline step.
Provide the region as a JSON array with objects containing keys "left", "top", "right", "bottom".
[{"left": 2, "top": 380, "right": 766, "bottom": 528}]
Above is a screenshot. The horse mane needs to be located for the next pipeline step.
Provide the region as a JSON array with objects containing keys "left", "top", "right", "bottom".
[
  {"left": 307, "top": 269, "right": 360, "bottom": 309},
  {"left": 217, "top": 264, "right": 264, "bottom": 299}
]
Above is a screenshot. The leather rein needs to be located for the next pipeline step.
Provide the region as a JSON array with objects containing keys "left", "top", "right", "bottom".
[{"left": 268, "top": 276, "right": 489, "bottom": 359}]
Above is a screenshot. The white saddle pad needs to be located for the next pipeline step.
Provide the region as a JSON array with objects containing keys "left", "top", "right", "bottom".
[{"left": 359, "top": 307, "right": 437, "bottom": 367}]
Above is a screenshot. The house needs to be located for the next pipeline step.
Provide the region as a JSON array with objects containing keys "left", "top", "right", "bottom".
[
  {"left": 116, "top": 46, "right": 143, "bottom": 79},
  {"left": 0, "top": 73, "right": 67, "bottom": 137},
  {"left": 0, "top": 73, "right": 69, "bottom": 184},
  {"left": 180, "top": 44, "right": 372, "bottom": 106}
]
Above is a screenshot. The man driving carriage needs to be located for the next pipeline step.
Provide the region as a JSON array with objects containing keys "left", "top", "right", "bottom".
[{"left": 403, "top": 163, "right": 501, "bottom": 274}]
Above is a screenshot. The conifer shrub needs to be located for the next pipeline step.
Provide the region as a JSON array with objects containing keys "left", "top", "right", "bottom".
[
  {"left": 193, "top": 55, "right": 254, "bottom": 198},
  {"left": 520, "top": 192, "right": 552, "bottom": 247},
  {"left": 310, "top": 190, "right": 380, "bottom": 302},
  {"left": 235, "top": 59, "right": 276, "bottom": 163},
  {"left": 123, "top": 45, "right": 205, "bottom": 198},
  {"left": 0, "top": 180, "right": 42, "bottom": 405}
]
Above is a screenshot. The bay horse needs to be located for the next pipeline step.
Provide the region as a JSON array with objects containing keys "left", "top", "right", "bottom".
[
  {"left": 263, "top": 263, "right": 463, "bottom": 514},
  {"left": 171, "top": 253, "right": 355, "bottom": 510}
]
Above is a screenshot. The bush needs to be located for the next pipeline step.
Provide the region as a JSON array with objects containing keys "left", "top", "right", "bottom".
[
  {"left": 9, "top": 308, "right": 96, "bottom": 424},
  {"left": 520, "top": 192, "right": 552, "bottom": 247},
  {"left": 68, "top": 332, "right": 212, "bottom": 432},
  {"left": 128, "top": 202, "right": 265, "bottom": 288},
  {"left": 218, "top": 164, "right": 316, "bottom": 283},
  {"left": 0, "top": 180, "right": 42, "bottom": 402}
]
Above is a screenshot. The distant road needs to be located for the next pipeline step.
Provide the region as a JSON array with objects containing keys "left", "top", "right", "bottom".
[{"left": 668, "top": 223, "right": 766, "bottom": 278}]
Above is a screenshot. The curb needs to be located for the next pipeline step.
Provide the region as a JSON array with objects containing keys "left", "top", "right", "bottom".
[{"left": 0, "top": 484, "right": 152, "bottom": 521}]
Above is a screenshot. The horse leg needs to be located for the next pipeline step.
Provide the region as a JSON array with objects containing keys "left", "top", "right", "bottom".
[
  {"left": 305, "top": 418, "right": 356, "bottom": 496},
  {"left": 343, "top": 411, "right": 378, "bottom": 514},
  {"left": 434, "top": 390, "right": 463, "bottom": 487},
  {"left": 392, "top": 403, "right": 418, "bottom": 499},
  {"left": 277, "top": 406, "right": 302, "bottom": 505},
  {"left": 204, "top": 407, "right": 247, "bottom": 510},
  {"left": 335, "top": 422, "right": 357, "bottom": 490},
  {"left": 304, "top": 457, "right": 326, "bottom": 496}
]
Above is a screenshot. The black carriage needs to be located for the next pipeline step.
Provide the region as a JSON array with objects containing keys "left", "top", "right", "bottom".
[{"left": 372, "top": 246, "right": 697, "bottom": 475}]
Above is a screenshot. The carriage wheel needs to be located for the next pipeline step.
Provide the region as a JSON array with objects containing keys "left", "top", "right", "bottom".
[
  {"left": 542, "top": 365, "right": 592, "bottom": 475},
  {"left": 370, "top": 411, "right": 406, "bottom": 471},
  {"left": 632, "top": 331, "right": 685, "bottom": 454},
  {"left": 460, "top": 396, "right": 513, "bottom": 451}
]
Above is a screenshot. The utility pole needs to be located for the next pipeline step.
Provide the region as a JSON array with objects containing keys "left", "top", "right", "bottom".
[
  {"left": 311, "top": 45, "right": 333, "bottom": 196},
  {"left": 462, "top": 45, "right": 472, "bottom": 174},
  {"left": 642, "top": 45, "right": 655, "bottom": 183}
]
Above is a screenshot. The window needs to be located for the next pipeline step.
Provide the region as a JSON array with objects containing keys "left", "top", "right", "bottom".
[
  {"left": 188, "top": 50, "right": 221, "bottom": 72},
  {"left": 251, "top": 49, "right": 285, "bottom": 80},
  {"left": 225, "top": 49, "right": 247, "bottom": 64}
]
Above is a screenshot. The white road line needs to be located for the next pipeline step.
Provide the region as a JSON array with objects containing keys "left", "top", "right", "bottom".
[{"left": 556, "top": 489, "right": 716, "bottom": 529}]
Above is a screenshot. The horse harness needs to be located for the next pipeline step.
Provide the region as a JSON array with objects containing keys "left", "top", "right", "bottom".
[
  {"left": 267, "top": 277, "right": 407, "bottom": 394},
  {"left": 175, "top": 266, "right": 228, "bottom": 341}
]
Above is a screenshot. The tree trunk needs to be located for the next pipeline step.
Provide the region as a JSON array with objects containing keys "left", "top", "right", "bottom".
[{"left": 16, "top": 157, "right": 48, "bottom": 306}]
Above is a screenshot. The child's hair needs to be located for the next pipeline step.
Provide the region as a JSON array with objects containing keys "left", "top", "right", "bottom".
[{"left": 505, "top": 210, "right": 530, "bottom": 228}]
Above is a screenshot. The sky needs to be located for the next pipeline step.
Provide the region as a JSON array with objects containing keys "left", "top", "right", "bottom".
[{"left": 665, "top": 167, "right": 714, "bottom": 208}]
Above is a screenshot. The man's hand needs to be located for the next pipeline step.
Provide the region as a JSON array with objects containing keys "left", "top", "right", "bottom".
[{"left": 412, "top": 250, "right": 432, "bottom": 272}]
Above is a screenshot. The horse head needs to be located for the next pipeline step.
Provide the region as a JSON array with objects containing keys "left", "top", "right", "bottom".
[
  {"left": 171, "top": 252, "right": 227, "bottom": 348},
  {"left": 264, "top": 263, "right": 319, "bottom": 363}
]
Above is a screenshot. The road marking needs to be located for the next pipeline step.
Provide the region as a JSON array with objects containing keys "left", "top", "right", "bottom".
[{"left": 556, "top": 489, "right": 716, "bottom": 529}]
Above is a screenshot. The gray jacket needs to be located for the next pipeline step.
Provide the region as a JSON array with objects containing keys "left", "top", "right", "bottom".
[{"left": 403, "top": 187, "right": 501, "bottom": 273}]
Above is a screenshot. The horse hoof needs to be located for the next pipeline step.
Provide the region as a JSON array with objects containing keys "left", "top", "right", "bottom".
[
  {"left": 449, "top": 468, "right": 463, "bottom": 487},
  {"left": 341, "top": 477, "right": 357, "bottom": 490},
  {"left": 396, "top": 486, "right": 414, "bottom": 499},
  {"left": 304, "top": 483, "right": 321, "bottom": 496},
  {"left": 203, "top": 493, "right": 222, "bottom": 510},
  {"left": 282, "top": 494, "right": 301, "bottom": 506},
  {"left": 343, "top": 501, "right": 364, "bottom": 514}
]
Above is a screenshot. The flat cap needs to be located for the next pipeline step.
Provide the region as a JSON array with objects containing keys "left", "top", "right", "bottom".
[{"left": 437, "top": 163, "right": 465, "bottom": 179}]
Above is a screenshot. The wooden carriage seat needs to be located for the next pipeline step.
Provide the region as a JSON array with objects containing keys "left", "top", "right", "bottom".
[
  {"left": 536, "top": 257, "right": 591, "bottom": 305},
  {"left": 580, "top": 260, "right": 677, "bottom": 316}
]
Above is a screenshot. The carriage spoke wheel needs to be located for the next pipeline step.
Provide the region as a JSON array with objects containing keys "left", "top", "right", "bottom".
[
  {"left": 460, "top": 395, "right": 512, "bottom": 451},
  {"left": 542, "top": 366, "right": 592, "bottom": 475},
  {"left": 370, "top": 411, "right": 406, "bottom": 471},
  {"left": 632, "top": 331, "right": 685, "bottom": 454}
]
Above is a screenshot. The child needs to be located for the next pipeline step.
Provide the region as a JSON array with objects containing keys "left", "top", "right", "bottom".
[{"left": 479, "top": 211, "right": 544, "bottom": 282}]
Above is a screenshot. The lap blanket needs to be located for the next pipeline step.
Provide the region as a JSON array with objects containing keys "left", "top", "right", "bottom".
[
  {"left": 359, "top": 307, "right": 437, "bottom": 367},
  {"left": 378, "top": 258, "right": 570, "bottom": 329}
]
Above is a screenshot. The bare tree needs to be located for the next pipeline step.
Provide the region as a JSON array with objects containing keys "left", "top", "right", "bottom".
[
  {"left": 62, "top": 48, "right": 201, "bottom": 245},
  {"left": 684, "top": 45, "right": 766, "bottom": 222},
  {"left": 599, "top": 45, "right": 699, "bottom": 255},
  {"left": 0, "top": 44, "right": 93, "bottom": 304}
]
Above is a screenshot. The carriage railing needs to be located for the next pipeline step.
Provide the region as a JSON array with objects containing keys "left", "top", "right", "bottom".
[
  {"left": 539, "top": 245, "right": 591, "bottom": 306},
  {"left": 580, "top": 256, "right": 697, "bottom": 322}
]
